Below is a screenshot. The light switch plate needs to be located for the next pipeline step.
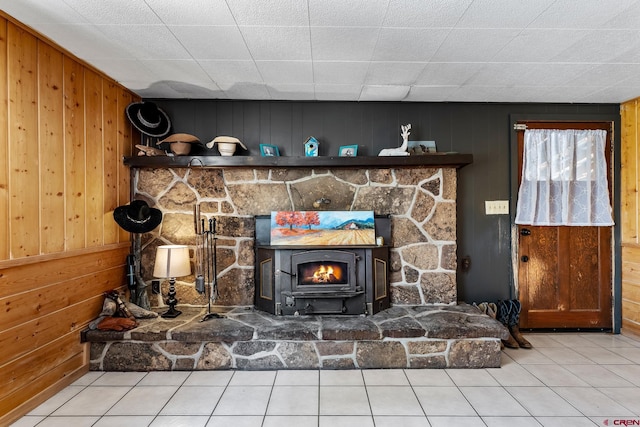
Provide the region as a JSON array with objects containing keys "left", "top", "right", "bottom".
[{"left": 485, "top": 200, "right": 509, "bottom": 215}]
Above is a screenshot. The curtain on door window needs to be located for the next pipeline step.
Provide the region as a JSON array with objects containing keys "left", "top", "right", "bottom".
[{"left": 515, "top": 129, "right": 614, "bottom": 226}]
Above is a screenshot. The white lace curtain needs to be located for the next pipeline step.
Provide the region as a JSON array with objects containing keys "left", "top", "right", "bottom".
[{"left": 515, "top": 129, "right": 614, "bottom": 226}]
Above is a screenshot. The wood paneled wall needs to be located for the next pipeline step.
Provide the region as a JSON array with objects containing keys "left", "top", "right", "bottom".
[
  {"left": 0, "top": 14, "right": 139, "bottom": 425},
  {"left": 621, "top": 99, "right": 640, "bottom": 335}
]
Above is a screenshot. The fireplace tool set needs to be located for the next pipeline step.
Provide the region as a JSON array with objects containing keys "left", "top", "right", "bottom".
[{"left": 194, "top": 204, "right": 222, "bottom": 322}]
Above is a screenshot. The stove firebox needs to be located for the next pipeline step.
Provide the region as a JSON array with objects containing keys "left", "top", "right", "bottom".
[{"left": 254, "top": 215, "right": 391, "bottom": 316}]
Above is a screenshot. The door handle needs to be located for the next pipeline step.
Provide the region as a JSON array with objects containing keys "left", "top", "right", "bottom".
[
  {"left": 520, "top": 228, "right": 531, "bottom": 236},
  {"left": 521, "top": 255, "right": 529, "bottom": 262}
]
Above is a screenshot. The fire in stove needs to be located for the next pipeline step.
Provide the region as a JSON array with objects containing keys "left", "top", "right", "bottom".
[{"left": 299, "top": 262, "right": 347, "bottom": 285}]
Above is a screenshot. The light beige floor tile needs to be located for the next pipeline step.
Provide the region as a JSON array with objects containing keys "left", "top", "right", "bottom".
[
  {"left": 536, "top": 347, "right": 595, "bottom": 365},
  {"left": 427, "top": 416, "right": 486, "bottom": 427},
  {"left": 503, "top": 348, "right": 555, "bottom": 364},
  {"left": 446, "top": 369, "right": 500, "bottom": 386},
  {"left": 52, "top": 386, "right": 132, "bottom": 416},
  {"left": 362, "top": 369, "right": 409, "bottom": 386},
  {"left": 367, "top": 386, "right": 424, "bottom": 416},
  {"left": 535, "top": 416, "right": 599, "bottom": 426},
  {"left": 263, "top": 415, "right": 318, "bottom": 427},
  {"left": 212, "top": 385, "right": 272, "bottom": 415},
  {"left": 482, "top": 416, "right": 542, "bottom": 426},
  {"left": 93, "top": 415, "right": 155, "bottom": 426},
  {"left": 138, "top": 371, "right": 190, "bottom": 386},
  {"left": 320, "top": 369, "right": 364, "bottom": 386},
  {"left": 267, "top": 385, "right": 318, "bottom": 416},
  {"left": 522, "top": 334, "right": 564, "bottom": 348},
  {"left": 506, "top": 386, "right": 582, "bottom": 416},
  {"left": 184, "top": 371, "right": 233, "bottom": 386},
  {"left": 609, "top": 347, "right": 640, "bottom": 363},
  {"left": 413, "top": 386, "right": 476, "bottom": 416},
  {"left": 404, "top": 369, "right": 455, "bottom": 386},
  {"left": 319, "top": 415, "right": 375, "bottom": 427},
  {"left": 149, "top": 415, "right": 209, "bottom": 427},
  {"left": 159, "top": 386, "right": 224, "bottom": 416},
  {"left": 603, "top": 364, "right": 640, "bottom": 386},
  {"left": 228, "top": 370, "right": 276, "bottom": 386},
  {"left": 92, "top": 371, "right": 146, "bottom": 386},
  {"left": 460, "top": 386, "right": 529, "bottom": 416},
  {"left": 374, "top": 415, "right": 430, "bottom": 426},
  {"left": 562, "top": 364, "right": 635, "bottom": 387},
  {"left": 552, "top": 334, "right": 600, "bottom": 348},
  {"left": 487, "top": 362, "right": 545, "bottom": 386},
  {"left": 106, "top": 385, "right": 179, "bottom": 416},
  {"left": 274, "top": 370, "right": 319, "bottom": 386},
  {"left": 319, "top": 385, "right": 370, "bottom": 415},
  {"left": 206, "top": 415, "right": 263, "bottom": 427},
  {"left": 70, "top": 371, "right": 104, "bottom": 386},
  {"left": 8, "top": 416, "right": 46, "bottom": 427},
  {"left": 523, "top": 364, "right": 590, "bottom": 387},
  {"left": 572, "top": 346, "right": 634, "bottom": 364},
  {"left": 552, "top": 387, "right": 635, "bottom": 417},
  {"left": 27, "top": 386, "right": 85, "bottom": 416},
  {"left": 34, "top": 416, "right": 100, "bottom": 426},
  {"left": 598, "top": 387, "right": 640, "bottom": 414},
  {"left": 581, "top": 333, "right": 640, "bottom": 348}
]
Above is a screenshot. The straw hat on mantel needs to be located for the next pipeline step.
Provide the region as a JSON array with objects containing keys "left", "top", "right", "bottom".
[
  {"left": 206, "top": 136, "right": 247, "bottom": 156},
  {"left": 158, "top": 133, "right": 200, "bottom": 155}
]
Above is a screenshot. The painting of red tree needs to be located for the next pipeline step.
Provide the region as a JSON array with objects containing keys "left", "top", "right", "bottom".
[{"left": 270, "top": 210, "right": 375, "bottom": 245}]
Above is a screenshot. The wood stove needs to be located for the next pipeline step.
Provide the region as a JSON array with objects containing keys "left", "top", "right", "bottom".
[{"left": 255, "top": 215, "right": 391, "bottom": 315}]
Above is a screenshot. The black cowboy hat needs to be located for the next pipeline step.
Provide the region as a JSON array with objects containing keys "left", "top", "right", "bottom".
[
  {"left": 126, "top": 101, "right": 171, "bottom": 138},
  {"left": 113, "top": 200, "right": 163, "bottom": 233}
]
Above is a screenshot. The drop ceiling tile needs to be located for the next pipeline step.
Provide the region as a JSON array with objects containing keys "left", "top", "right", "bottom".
[
  {"left": 414, "top": 63, "right": 483, "bottom": 85},
  {"left": 267, "top": 83, "right": 315, "bottom": 100},
  {"left": 62, "top": 0, "right": 162, "bottom": 25},
  {"left": 313, "top": 62, "right": 369, "bottom": 85},
  {"left": 430, "top": 29, "right": 520, "bottom": 62},
  {"left": 605, "top": 2, "right": 640, "bottom": 29},
  {"left": 162, "top": 81, "right": 224, "bottom": 99},
  {"left": 240, "top": 26, "right": 311, "bottom": 60},
  {"left": 359, "top": 85, "right": 410, "bottom": 101},
  {"left": 491, "top": 29, "right": 590, "bottom": 62},
  {"left": 565, "top": 64, "right": 640, "bottom": 88},
  {"left": 365, "top": 62, "right": 426, "bottom": 85},
  {"left": 223, "top": 83, "right": 271, "bottom": 100},
  {"left": 580, "top": 86, "right": 640, "bottom": 103},
  {"left": 0, "top": 0, "right": 86, "bottom": 24},
  {"left": 449, "top": 85, "right": 554, "bottom": 102},
  {"left": 549, "top": 29, "right": 640, "bottom": 63},
  {"left": 456, "top": 0, "right": 555, "bottom": 28},
  {"left": 33, "top": 24, "right": 130, "bottom": 60},
  {"left": 383, "top": 0, "right": 473, "bottom": 28},
  {"left": 139, "top": 60, "right": 214, "bottom": 85},
  {"left": 468, "top": 63, "right": 594, "bottom": 87},
  {"left": 85, "top": 59, "right": 155, "bottom": 82},
  {"left": 308, "top": 0, "right": 388, "bottom": 27},
  {"left": 145, "top": 0, "right": 236, "bottom": 26},
  {"left": 256, "top": 61, "right": 313, "bottom": 84},
  {"left": 529, "top": 0, "right": 637, "bottom": 29},
  {"left": 199, "top": 60, "right": 263, "bottom": 88},
  {"left": 96, "top": 25, "right": 192, "bottom": 60},
  {"left": 226, "top": 0, "right": 309, "bottom": 26},
  {"left": 404, "top": 85, "right": 460, "bottom": 102},
  {"left": 169, "top": 26, "right": 251, "bottom": 60},
  {"left": 311, "top": 27, "right": 379, "bottom": 61},
  {"left": 372, "top": 28, "right": 449, "bottom": 62},
  {"left": 314, "top": 84, "right": 361, "bottom": 101}
]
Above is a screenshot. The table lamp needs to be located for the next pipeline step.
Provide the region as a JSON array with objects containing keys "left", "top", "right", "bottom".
[{"left": 153, "top": 245, "right": 191, "bottom": 318}]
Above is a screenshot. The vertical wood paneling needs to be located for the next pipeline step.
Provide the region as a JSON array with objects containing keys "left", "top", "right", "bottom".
[
  {"left": 0, "top": 19, "right": 8, "bottom": 259},
  {"left": 103, "top": 82, "right": 118, "bottom": 244},
  {"left": 117, "top": 88, "right": 133, "bottom": 242},
  {"left": 38, "top": 41, "right": 65, "bottom": 254},
  {"left": 64, "top": 56, "right": 86, "bottom": 250},
  {"left": 8, "top": 23, "right": 39, "bottom": 257},
  {"left": 84, "top": 69, "right": 104, "bottom": 247}
]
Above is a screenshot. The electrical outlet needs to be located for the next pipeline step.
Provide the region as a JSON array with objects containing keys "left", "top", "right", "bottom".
[{"left": 485, "top": 200, "right": 509, "bottom": 215}]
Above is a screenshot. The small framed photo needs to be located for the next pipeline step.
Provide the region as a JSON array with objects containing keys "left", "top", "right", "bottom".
[
  {"left": 260, "top": 144, "right": 280, "bottom": 157},
  {"left": 408, "top": 140, "right": 437, "bottom": 155},
  {"left": 339, "top": 145, "right": 358, "bottom": 157}
]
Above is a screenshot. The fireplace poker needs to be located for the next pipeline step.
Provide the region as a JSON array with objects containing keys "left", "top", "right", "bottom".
[{"left": 199, "top": 214, "right": 221, "bottom": 322}]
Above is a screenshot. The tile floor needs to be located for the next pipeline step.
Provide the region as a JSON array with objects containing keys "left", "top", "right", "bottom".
[{"left": 10, "top": 332, "right": 640, "bottom": 427}]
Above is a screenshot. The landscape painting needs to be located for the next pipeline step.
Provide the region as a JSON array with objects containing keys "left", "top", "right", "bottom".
[{"left": 270, "top": 211, "right": 376, "bottom": 246}]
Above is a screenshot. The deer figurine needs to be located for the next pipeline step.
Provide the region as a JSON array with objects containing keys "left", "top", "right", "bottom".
[{"left": 378, "top": 124, "right": 411, "bottom": 156}]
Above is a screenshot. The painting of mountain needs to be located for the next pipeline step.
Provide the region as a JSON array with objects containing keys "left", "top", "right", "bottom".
[{"left": 270, "top": 211, "right": 376, "bottom": 246}]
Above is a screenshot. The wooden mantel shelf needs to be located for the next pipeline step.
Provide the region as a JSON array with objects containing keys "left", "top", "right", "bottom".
[{"left": 123, "top": 153, "right": 473, "bottom": 169}]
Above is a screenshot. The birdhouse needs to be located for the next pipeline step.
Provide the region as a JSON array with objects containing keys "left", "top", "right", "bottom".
[{"left": 304, "top": 136, "right": 319, "bottom": 157}]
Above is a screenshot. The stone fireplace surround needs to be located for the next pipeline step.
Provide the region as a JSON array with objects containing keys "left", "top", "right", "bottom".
[{"left": 84, "top": 159, "right": 510, "bottom": 370}]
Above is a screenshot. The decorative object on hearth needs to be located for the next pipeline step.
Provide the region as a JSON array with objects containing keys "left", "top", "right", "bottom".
[
  {"left": 260, "top": 143, "right": 280, "bottom": 156},
  {"left": 408, "top": 140, "right": 437, "bottom": 155},
  {"left": 126, "top": 101, "right": 171, "bottom": 138},
  {"left": 159, "top": 133, "right": 200, "bottom": 155},
  {"left": 270, "top": 210, "right": 375, "bottom": 246},
  {"left": 378, "top": 123, "right": 411, "bottom": 156},
  {"left": 154, "top": 245, "right": 191, "bottom": 318},
  {"left": 304, "top": 136, "right": 319, "bottom": 156},
  {"left": 135, "top": 144, "right": 167, "bottom": 156},
  {"left": 194, "top": 204, "right": 222, "bottom": 321},
  {"left": 339, "top": 145, "right": 358, "bottom": 157},
  {"left": 206, "top": 135, "right": 248, "bottom": 156}
]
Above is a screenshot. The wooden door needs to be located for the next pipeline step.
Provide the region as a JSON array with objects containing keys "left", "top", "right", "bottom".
[{"left": 517, "top": 122, "right": 613, "bottom": 329}]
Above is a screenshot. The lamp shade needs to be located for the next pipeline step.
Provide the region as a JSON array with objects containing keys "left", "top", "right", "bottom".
[{"left": 153, "top": 245, "right": 191, "bottom": 278}]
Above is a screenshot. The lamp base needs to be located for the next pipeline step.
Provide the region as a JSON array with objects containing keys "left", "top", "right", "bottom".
[{"left": 161, "top": 306, "right": 182, "bottom": 318}]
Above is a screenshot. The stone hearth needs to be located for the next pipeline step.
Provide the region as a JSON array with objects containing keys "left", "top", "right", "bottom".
[{"left": 84, "top": 304, "right": 509, "bottom": 370}]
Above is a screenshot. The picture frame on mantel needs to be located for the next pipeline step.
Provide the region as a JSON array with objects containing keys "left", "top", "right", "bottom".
[
  {"left": 260, "top": 144, "right": 280, "bottom": 157},
  {"left": 339, "top": 145, "right": 358, "bottom": 157}
]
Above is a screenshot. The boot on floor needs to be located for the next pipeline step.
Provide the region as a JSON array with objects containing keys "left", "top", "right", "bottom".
[{"left": 509, "top": 325, "right": 532, "bottom": 349}]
